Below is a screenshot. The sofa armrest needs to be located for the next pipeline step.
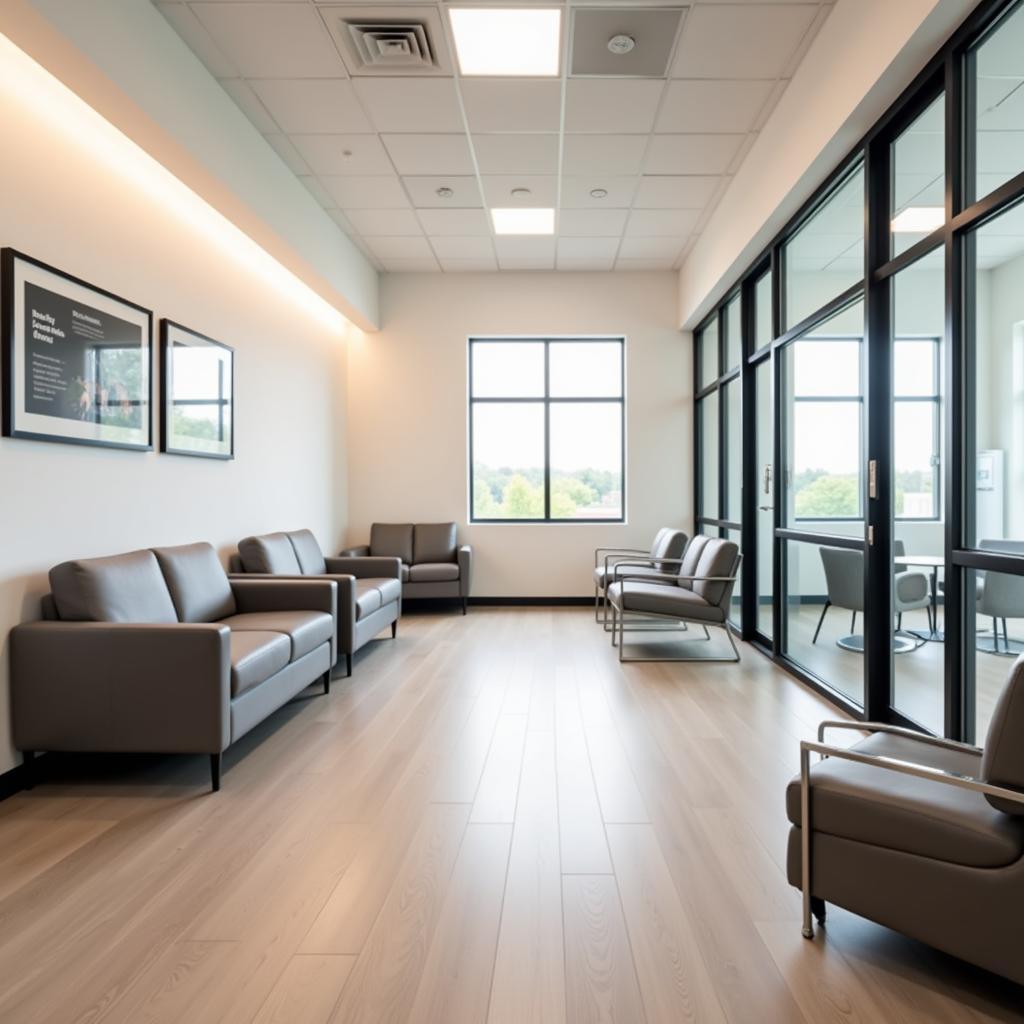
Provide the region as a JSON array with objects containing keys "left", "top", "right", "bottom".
[
  {"left": 339, "top": 545, "right": 370, "bottom": 557},
  {"left": 10, "top": 621, "right": 230, "bottom": 754},
  {"left": 458, "top": 544, "right": 473, "bottom": 597},
  {"left": 325, "top": 555, "right": 401, "bottom": 580},
  {"left": 230, "top": 578, "right": 338, "bottom": 662}
]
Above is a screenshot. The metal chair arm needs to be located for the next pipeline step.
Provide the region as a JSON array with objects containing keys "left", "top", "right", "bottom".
[
  {"left": 611, "top": 560, "right": 737, "bottom": 584},
  {"left": 817, "top": 719, "right": 981, "bottom": 754},
  {"left": 594, "top": 547, "right": 647, "bottom": 569}
]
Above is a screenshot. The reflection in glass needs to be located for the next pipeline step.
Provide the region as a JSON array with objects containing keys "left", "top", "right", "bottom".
[
  {"left": 471, "top": 341, "right": 544, "bottom": 397},
  {"left": 891, "top": 93, "right": 945, "bottom": 257},
  {"left": 472, "top": 403, "right": 545, "bottom": 518},
  {"left": 549, "top": 403, "right": 623, "bottom": 519},
  {"left": 699, "top": 392, "right": 719, "bottom": 520},
  {"left": 754, "top": 271, "right": 772, "bottom": 350},
  {"left": 698, "top": 318, "right": 719, "bottom": 389},
  {"left": 549, "top": 341, "right": 621, "bottom": 397},
  {"left": 724, "top": 378, "right": 742, "bottom": 523},
  {"left": 724, "top": 294, "right": 742, "bottom": 371}
]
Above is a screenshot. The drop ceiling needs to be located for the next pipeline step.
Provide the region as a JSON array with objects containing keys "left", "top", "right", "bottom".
[{"left": 154, "top": 0, "right": 835, "bottom": 273}]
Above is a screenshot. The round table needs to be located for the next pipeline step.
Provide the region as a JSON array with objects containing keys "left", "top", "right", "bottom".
[{"left": 894, "top": 554, "right": 944, "bottom": 642}]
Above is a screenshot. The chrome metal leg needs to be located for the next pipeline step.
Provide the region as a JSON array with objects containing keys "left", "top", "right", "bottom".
[
  {"left": 812, "top": 600, "right": 830, "bottom": 644},
  {"left": 594, "top": 585, "right": 601, "bottom": 623},
  {"left": 801, "top": 745, "right": 813, "bottom": 939}
]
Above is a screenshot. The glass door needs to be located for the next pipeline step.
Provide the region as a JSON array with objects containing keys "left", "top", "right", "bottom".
[{"left": 755, "top": 356, "right": 774, "bottom": 640}]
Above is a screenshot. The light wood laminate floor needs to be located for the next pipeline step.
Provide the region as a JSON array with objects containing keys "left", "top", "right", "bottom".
[{"left": 0, "top": 607, "right": 1021, "bottom": 1023}]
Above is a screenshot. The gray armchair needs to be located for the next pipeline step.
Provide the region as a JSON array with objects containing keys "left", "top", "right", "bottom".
[
  {"left": 977, "top": 539, "right": 1024, "bottom": 655},
  {"left": 233, "top": 528, "right": 400, "bottom": 677},
  {"left": 788, "top": 654, "right": 1024, "bottom": 986},
  {"left": 606, "top": 535, "right": 741, "bottom": 662},
  {"left": 339, "top": 522, "right": 472, "bottom": 614}
]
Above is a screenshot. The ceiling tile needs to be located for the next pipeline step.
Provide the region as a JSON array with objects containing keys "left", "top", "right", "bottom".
[
  {"left": 417, "top": 208, "right": 491, "bottom": 235},
  {"left": 290, "top": 134, "right": 392, "bottom": 175},
  {"left": 495, "top": 237, "right": 557, "bottom": 262},
  {"left": 190, "top": 2, "right": 347, "bottom": 78},
  {"left": 656, "top": 80, "right": 775, "bottom": 134},
  {"left": 671, "top": 4, "right": 818, "bottom": 80},
  {"left": 430, "top": 236, "right": 495, "bottom": 258},
  {"left": 381, "top": 256, "right": 441, "bottom": 272},
  {"left": 558, "top": 208, "right": 629, "bottom": 236},
  {"left": 263, "top": 133, "right": 311, "bottom": 175},
  {"left": 633, "top": 176, "right": 722, "bottom": 209},
  {"left": 560, "top": 176, "right": 638, "bottom": 208},
  {"left": 365, "top": 236, "right": 434, "bottom": 259},
  {"left": 249, "top": 79, "right": 371, "bottom": 133},
  {"left": 297, "top": 175, "right": 335, "bottom": 208},
  {"left": 322, "top": 174, "right": 410, "bottom": 208},
  {"left": 618, "top": 237, "right": 686, "bottom": 259},
  {"left": 403, "top": 176, "right": 483, "bottom": 208},
  {"left": 562, "top": 135, "right": 648, "bottom": 176},
  {"left": 615, "top": 257, "right": 678, "bottom": 271},
  {"left": 346, "top": 209, "right": 423, "bottom": 236},
  {"left": 564, "top": 79, "right": 664, "bottom": 134},
  {"left": 219, "top": 78, "right": 279, "bottom": 133},
  {"left": 556, "top": 237, "right": 620, "bottom": 260},
  {"left": 644, "top": 133, "right": 746, "bottom": 174},
  {"left": 461, "top": 80, "right": 562, "bottom": 133},
  {"left": 498, "top": 259, "right": 557, "bottom": 271},
  {"left": 156, "top": 3, "right": 237, "bottom": 78},
  {"left": 473, "top": 134, "right": 559, "bottom": 174},
  {"left": 353, "top": 78, "right": 463, "bottom": 132},
  {"left": 625, "top": 209, "right": 701, "bottom": 236},
  {"left": 482, "top": 175, "right": 558, "bottom": 207},
  {"left": 557, "top": 256, "right": 616, "bottom": 271},
  {"left": 440, "top": 257, "right": 498, "bottom": 272},
  {"left": 327, "top": 208, "right": 357, "bottom": 234},
  {"left": 382, "top": 134, "right": 474, "bottom": 175}
]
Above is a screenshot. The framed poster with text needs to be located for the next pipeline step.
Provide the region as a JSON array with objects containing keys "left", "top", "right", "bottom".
[
  {"left": 160, "top": 320, "right": 234, "bottom": 460},
  {"left": 1, "top": 249, "right": 152, "bottom": 450}
]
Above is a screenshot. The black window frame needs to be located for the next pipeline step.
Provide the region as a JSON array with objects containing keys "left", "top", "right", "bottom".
[{"left": 468, "top": 336, "right": 626, "bottom": 525}]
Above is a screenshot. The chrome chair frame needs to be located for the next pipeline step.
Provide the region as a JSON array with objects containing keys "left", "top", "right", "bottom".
[{"left": 593, "top": 547, "right": 687, "bottom": 633}]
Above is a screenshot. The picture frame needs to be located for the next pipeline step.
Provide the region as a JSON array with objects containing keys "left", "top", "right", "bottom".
[
  {"left": 1, "top": 248, "right": 153, "bottom": 451},
  {"left": 160, "top": 319, "right": 234, "bottom": 460}
]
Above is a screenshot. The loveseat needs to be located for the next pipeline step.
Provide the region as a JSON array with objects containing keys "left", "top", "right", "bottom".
[
  {"left": 10, "top": 542, "right": 336, "bottom": 791},
  {"left": 338, "top": 522, "right": 472, "bottom": 613}
]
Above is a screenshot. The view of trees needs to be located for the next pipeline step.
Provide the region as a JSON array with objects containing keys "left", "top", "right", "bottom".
[
  {"left": 794, "top": 468, "right": 935, "bottom": 518},
  {"left": 473, "top": 464, "right": 621, "bottom": 519}
]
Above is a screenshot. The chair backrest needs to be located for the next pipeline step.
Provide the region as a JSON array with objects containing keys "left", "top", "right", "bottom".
[
  {"left": 691, "top": 538, "right": 740, "bottom": 607},
  {"left": 978, "top": 539, "right": 1024, "bottom": 618},
  {"left": 894, "top": 539, "right": 906, "bottom": 558},
  {"left": 649, "top": 528, "right": 688, "bottom": 571},
  {"left": 676, "top": 534, "right": 711, "bottom": 591},
  {"left": 819, "top": 547, "right": 864, "bottom": 613},
  {"left": 370, "top": 523, "right": 414, "bottom": 564},
  {"left": 238, "top": 532, "right": 302, "bottom": 574},
  {"left": 287, "top": 529, "right": 327, "bottom": 575},
  {"left": 153, "top": 542, "right": 237, "bottom": 623},
  {"left": 981, "top": 654, "right": 1024, "bottom": 815},
  {"left": 49, "top": 548, "right": 179, "bottom": 624},
  {"left": 413, "top": 523, "right": 457, "bottom": 564}
]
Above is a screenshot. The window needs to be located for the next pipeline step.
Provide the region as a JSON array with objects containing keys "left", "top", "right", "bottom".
[
  {"left": 697, "top": 316, "right": 718, "bottom": 389},
  {"left": 891, "top": 93, "right": 945, "bottom": 257},
  {"left": 754, "top": 270, "right": 772, "bottom": 350},
  {"left": 469, "top": 338, "right": 624, "bottom": 522},
  {"left": 894, "top": 337, "right": 941, "bottom": 519},
  {"left": 724, "top": 294, "right": 742, "bottom": 371}
]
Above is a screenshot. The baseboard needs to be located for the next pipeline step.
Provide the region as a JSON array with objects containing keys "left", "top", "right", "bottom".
[{"left": 0, "top": 758, "right": 31, "bottom": 803}]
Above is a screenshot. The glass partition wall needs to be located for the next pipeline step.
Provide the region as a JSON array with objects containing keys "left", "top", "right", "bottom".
[{"left": 695, "top": 0, "right": 1024, "bottom": 739}]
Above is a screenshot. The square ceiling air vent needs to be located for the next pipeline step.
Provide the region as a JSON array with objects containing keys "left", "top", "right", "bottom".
[
  {"left": 571, "top": 7, "right": 686, "bottom": 78},
  {"left": 320, "top": 6, "right": 454, "bottom": 76}
]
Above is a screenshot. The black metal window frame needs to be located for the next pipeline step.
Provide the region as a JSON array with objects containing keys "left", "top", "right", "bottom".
[
  {"left": 692, "top": 0, "right": 1024, "bottom": 739},
  {"left": 468, "top": 336, "right": 626, "bottom": 525}
]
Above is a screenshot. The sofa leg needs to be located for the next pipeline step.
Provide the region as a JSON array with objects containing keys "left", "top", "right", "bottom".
[
  {"left": 462, "top": 596, "right": 468, "bottom": 615},
  {"left": 811, "top": 896, "right": 827, "bottom": 924},
  {"left": 346, "top": 653, "right": 353, "bottom": 678},
  {"left": 323, "top": 670, "right": 331, "bottom": 695},
  {"left": 22, "top": 750, "right": 35, "bottom": 790},
  {"left": 210, "top": 753, "right": 222, "bottom": 793},
  {"left": 392, "top": 620, "right": 398, "bottom": 639}
]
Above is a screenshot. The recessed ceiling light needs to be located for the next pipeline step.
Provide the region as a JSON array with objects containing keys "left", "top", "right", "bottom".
[
  {"left": 491, "top": 208, "right": 555, "bottom": 235},
  {"left": 449, "top": 8, "right": 561, "bottom": 77},
  {"left": 435, "top": 186, "right": 454, "bottom": 199},
  {"left": 891, "top": 206, "right": 944, "bottom": 233},
  {"left": 510, "top": 187, "right": 532, "bottom": 199},
  {"left": 607, "top": 34, "right": 635, "bottom": 55},
  {"left": 590, "top": 188, "right": 608, "bottom": 199}
]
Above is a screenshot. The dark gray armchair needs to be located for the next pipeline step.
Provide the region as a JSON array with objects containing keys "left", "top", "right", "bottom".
[{"left": 788, "top": 655, "right": 1024, "bottom": 985}]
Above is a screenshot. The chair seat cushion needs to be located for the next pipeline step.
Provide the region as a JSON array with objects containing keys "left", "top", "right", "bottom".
[
  {"left": 594, "top": 563, "right": 662, "bottom": 587},
  {"left": 354, "top": 580, "right": 382, "bottom": 619},
  {"left": 786, "top": 732, "right": 1024, "bottom": 868},
  {"left": 221, "top": 610, "right": 332, "bottom": 661},
  {"left": 229, "top": 631, "right": 290, "bottom": 697},
  {"left": 607, "top": 581, "right": 724, "bottom": 623},
  {"left": 408, "top": 562, "right": 460, "bottom": 583},
  {"left": 374, "top": 577, "right": 402, "bottom": 604}
]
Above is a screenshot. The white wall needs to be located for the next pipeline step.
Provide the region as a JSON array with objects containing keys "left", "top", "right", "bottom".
[
  {"left": 346, "top": 273, "right": 691, "bottom": 597},
  {"left": 0, "top": 33, "right": 350, "bottom": 775}
]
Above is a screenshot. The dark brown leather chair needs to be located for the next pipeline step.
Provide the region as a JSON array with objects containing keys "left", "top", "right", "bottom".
[
  {"left": 10, "top": 542, "right": 337, "bottom": 791},
  {"left": 788, "top": 657, "right": 1024, "bottom": 985},
  {"left": 232, "top": 528, "right": 401, "bottom": 677}
]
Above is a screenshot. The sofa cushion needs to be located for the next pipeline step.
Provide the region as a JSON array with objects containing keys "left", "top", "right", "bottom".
[
  {"left": 413, "top": 523, "right": 457, "bottom": 565},
  {"left": 370, "top": 523, "right": 414, "bottom": 565},
  {"left": 409, "top": 562, "right": 460, "bottom": 583},
  {"left": 287, "top": 529, "right": 327, "bottom": 575},
  {"left": 650, "top": 528, "right": 688, "bottom": 571},
  {"left": 238, "top": 533, "right": 302, "bottom": 575},
  {"left": 607, "top": 581, "right": 725, "bottom": 623},
  {"left": 676, "top": 535, "right": 710, "bottom": 590},
  {"left": 982, "top": 655, "right": 1024, "bottom": 814},
  {"left": 230, "top": 631, "right": 290, "bottom": 697},
  {"left": 373, "top": 577, "right": 402, "bottom": 604},
  {"left": 153, "top": 542, "right": 236, "bottom": 623},
  {"left": 50, "top": 549, "right": 178, "bottom": 624},
  {"left": 354, "top": 580, "right": 382, "bottom": 619},
  {"left": 220, "top": 610, "right": 332, "bottom": 661},
  {"left": 786, "top": 732, "right": 1024, "bottom": 868}
]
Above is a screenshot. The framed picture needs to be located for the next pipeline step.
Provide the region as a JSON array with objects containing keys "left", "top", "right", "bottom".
[
  {"left": 1, "top": 249, "right": 153, "bottom": 450},
  {"left": 160, "top": 320, "right": 234, "bottom": 460}
]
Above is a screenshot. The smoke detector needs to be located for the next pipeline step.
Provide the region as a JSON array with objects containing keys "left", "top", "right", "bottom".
[
  {"left": 510, "top": 187, "right": 532, "bottom": 199},
  {"left": 436, "top": 187, "right": 454, "bottom": 199},
  {"left": 590, "top": 188, "right": 608, "bottom": 199},
  {"left": 607, "top": 34, "right": 635, "bottom": 55}
]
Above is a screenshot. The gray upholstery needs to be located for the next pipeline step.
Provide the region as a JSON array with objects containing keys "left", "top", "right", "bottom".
[
  {"left": 982, "top": 654, "right": 1024, "bottom": 814},
  {"left": 370, "top": 523, "right": 414, "bottom": 565},
  {"left": 153, "top": 542, "right": 236, "bottom": 623},
  {"left": 409, "top": 562, "right": 460, "bottom": 582},
  {"left": 288, "top": 529, "right": 327, "bottom": 575},
  {"left": 413, "top": 523, "right": 457, "bottom": 564},
  {"left": 607, "top": 581, "right": 725, "bottom": 622},
  {"left": 690, "top": 538, "right": 739, "bottom": 605},
  {"left": 230, "top": 631, "right": 290, "bottom": 697},
  {"left": 650, "top": 528, "right": 688, "bottom": 571},
  {"left": 49, "top": 549, "right": 178, "bottom": 624},
  {"left": 354, "top": 580, "right": 382, "bottom": 619},
  {"left": 238, "top": 532, "right": 302, "bottom": 575},
  {"left": 594, "top": 563, "right": 663, "bottom": 587},
  {"left": 220, "top": 610, "right": 333, "bottom": 662},
  {"left": 677, "top": 534, "right": 711, "bottom": 590},
  {"left": 820, "top": 547, "right": 864, "bottom": 612}
]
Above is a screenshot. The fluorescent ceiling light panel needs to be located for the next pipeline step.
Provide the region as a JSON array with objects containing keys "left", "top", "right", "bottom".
[
  {"left": 449, "top": 8, "right": 561, "bottom": 76},
  {"left": 891, "top": 206, "right": 944, "bottom": 233},
  {"left": 491, "top": 208, "right": 555, "bottom": 235}
]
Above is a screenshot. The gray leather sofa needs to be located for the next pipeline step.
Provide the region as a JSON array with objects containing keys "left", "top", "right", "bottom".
[
  {"left": 10, "top": 542, "right": 337, "bottom": 791},
  {"left": 788, "top": 656, "right": 1024, "bottom": 985},
  {"left": 233, "top": 528, "right": 401, "bottom": 677},
  {"left": 339, "top": 522, "right": 472, "bottom": 614}
]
